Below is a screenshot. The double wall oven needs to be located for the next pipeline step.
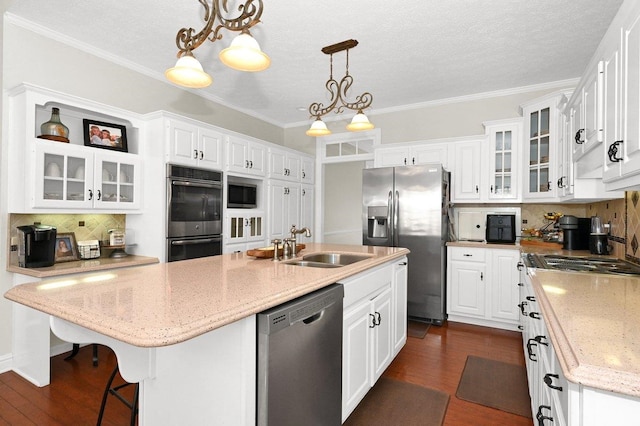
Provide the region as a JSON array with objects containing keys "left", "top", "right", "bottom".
[{"left": 166, "top": 164, "right": 222, "bottom": 262}]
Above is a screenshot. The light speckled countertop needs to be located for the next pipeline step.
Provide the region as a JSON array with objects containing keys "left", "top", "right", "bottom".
[
  {"left": 4, "top": 243, "right": 408, "bottom": 348},
  {"left": 529, "top": 268, "right": 640, "bottom": 397},
  {"left": 7, "top": 255, "right": 159, "bottom": 278}
]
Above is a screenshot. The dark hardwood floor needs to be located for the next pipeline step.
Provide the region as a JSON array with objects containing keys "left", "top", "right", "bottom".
[{"left": 0, "top": 321, "right": 531, "bottom": 425}]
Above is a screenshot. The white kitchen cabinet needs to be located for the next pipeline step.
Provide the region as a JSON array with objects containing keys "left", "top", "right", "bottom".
[
  {"left": 226, "top": 135, "right": 266, "bottom": 177},
  {"left": 392, "top": 259, "right": 408, "bottom": 356},
  {"left": 340, "top": 260, "right": 401, "bottom": 422},
  {"left": 268, "top": 147, "right": 301, "bottom": 181},
  {"left": 225, "top": 211, "right": 265, "bottom": 248},
  {"left": 603, "top": 6, "right": 640, "bottom": 189},
  {"left": 166, "top": 118, "right": 223, "bottom": 170},
  {"left": 374, "top": 142, "right": 449, "bottom": 169},
  {"left": 300, "top": 155, "right": 315, "bottom": 184},
  {"left": 268, "top": 180, "right": 301, "bottom": 240},
  {"left": 300, "top": 184, "right": 314, "bottom": 239},
  {"left": 484, "top": 119, "right": 522, "bottom": 202},
  {"left": 451, "top": 139, "right": 484, "bottom": 202},
  {"left": 522, "top": 95, "right": 557, "bottom": 201},
  {"left": 447, "top": 246, "right": 520, "bottom": 330},
  {"left": 447, "top": 247, "right": 486, "bottom": 318},
  {"left": 7, "top": 84, "right": 145, "bottom": 214},
  {"left": 33, "top": 139, "right": 141, "bottom": 211}
]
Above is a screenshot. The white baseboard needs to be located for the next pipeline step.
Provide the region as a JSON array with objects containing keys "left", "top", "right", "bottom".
[{"left": 0, "top": 352, "right": 12, "bottom": 374}]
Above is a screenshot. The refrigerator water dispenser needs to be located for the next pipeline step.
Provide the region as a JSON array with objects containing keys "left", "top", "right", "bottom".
[{"left": 367, "top": 206, "right": 388, "bottom": 238}]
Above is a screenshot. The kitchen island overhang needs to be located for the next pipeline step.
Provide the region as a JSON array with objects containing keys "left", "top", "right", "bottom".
[{"left": 4, "top": 243, "right": 410, "bottom": 425}]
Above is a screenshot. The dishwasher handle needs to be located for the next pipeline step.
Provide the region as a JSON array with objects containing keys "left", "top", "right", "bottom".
[{"left": 302, "top": 311, "right": 324, "bottom": 325}]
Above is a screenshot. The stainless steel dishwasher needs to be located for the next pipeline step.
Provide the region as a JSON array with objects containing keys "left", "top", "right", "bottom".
[{"left": 257, "top": 283, "right": 344, "bottom": 426}]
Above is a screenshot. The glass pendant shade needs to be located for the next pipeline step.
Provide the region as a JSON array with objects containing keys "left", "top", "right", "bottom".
[
  {"left": 306, "top": 117, "right": 331, "bottom": 137},
  {"left": 165, "top": 53, "right": 213, "bottom": 88},
  {"left": 346, "top": 110, "right": 374, "bottom": 131},
  {"left": 219, "top": 32, "right": 271, "bottom": 72}
]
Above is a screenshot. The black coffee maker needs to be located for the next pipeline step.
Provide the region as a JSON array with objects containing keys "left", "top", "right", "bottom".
[
  {"left": 17, "top": 225, "right": 57, "bottom": 267},
  {"left": 557, "top": 216, "right": 590, "bottom": 250}
]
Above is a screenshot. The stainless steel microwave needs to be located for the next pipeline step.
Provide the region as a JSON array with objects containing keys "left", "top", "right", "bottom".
[{"left": 228, "top": 182, "right": 257, "bottom": 208}]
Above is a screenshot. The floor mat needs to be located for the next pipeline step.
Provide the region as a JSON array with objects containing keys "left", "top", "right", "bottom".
[
  {"left": 344, "top": 377, "right": 449, "bottom": 426},
  {"left": 456, "top": 355, "right": 531, "bottom": 418}
]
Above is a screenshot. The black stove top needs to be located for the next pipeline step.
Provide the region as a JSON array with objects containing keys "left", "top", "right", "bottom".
[{"left": 524, "top": 254, "right": 640, "bottom": 276}]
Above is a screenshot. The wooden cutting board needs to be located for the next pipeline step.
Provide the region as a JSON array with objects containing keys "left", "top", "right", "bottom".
[
  {"left": 247, "top": 243, "right": 306, "bottom": 258},
  {"left": 520, "top": 239, "right": 562, "bottom": 249}
]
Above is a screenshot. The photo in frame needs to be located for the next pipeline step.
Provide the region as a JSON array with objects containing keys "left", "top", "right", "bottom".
[
  {"left": 83, "top": 119, "right": 128, "bottom": 152},
  {"left": 55, "top": 232, "right": 79, "bottom": 263}
]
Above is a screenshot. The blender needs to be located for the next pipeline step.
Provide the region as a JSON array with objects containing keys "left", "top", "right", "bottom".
[{"left": 589, "top": 216, "right": 609, "bottom": 255}]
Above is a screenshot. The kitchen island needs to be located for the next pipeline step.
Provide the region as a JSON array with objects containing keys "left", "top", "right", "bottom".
[{"left": 4, "top": 243, "right": 409, "bottom": 425}]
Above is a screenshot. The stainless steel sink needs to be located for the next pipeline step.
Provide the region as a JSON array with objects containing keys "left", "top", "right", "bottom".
[
  {"left": 283, "top": 253, "right": 369, "bottom": 268},
  {"left": 283, "top": 260, "right": 343, "bottom": 268},
  {"left": 283, "top": 253, "right": 371, "bottom": 268},
  {"left": 302, "top": 253, "right": 371, "bottom": 265}
]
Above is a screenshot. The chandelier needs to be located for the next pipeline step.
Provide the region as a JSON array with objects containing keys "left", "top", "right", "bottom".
[
  {"left": 165, "top": 0, "right": 270, "bottom": 88},
  {"left": 306, "top": 39, "right": 374, "bottom": 137}
]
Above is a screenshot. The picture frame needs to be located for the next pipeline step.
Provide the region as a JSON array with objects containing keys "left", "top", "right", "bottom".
[
  {"left": 83, "top": 119, "right": 128, "bottom": 152},
  {"left": 55, "top": 232, "right": 79, "bottom": 263}
]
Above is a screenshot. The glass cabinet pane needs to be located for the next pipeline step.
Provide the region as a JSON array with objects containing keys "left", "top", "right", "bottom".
[
  {"left": 43, "top": 153, "right": 64, "bottom": 200},
  {"left": 529, "top": 140, "right": 538, "bottom": 165},
  {"left": 529, "top": 169, "right": 538, "bottom": 192},
  {"left": 495, "top": 132, "right": 503, "bottom": 151},
  {"left": 530, "top": 112, "right": 539, "bottom": 137},
  {"left": 540, "top": 108, "right": 550, "bottom": 135},
  {"left": 504, "top": 131, "right": 512, "bottom": 150},
  {"left": 66, "top": 156, "right": 87, "bottom": 201}
]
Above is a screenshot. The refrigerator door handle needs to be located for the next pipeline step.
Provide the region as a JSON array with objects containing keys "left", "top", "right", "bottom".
[
  {"left": 393, "top": 190, "right": 400, "bottom": 247},
  {"left": 387, "top": 190, "right": 393, "bottom": 243}
]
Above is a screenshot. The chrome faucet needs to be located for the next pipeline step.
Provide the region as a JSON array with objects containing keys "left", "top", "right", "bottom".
[{"left": 290, "top": 225, "right": 312, "bottom": 239}]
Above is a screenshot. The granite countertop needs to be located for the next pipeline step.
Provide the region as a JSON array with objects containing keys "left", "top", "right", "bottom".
[
  {"left": 4, "top": 243, "right": 409, "bottom": 348},
  {"left": 529, "top": 268, "right": 640, "bottom": 398},
  {"left": 7, "top": 255, "right": 159, "bottom": 278}
]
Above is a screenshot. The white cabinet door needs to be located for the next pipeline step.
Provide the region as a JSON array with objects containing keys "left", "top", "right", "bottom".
[
  {"left": 374, "top": 146, "right": 410, "bottom": 167},
  {"left": 583, "top": 61, "right": 604, "bottom": 153},
  {"left": 198, "top": 128, "right": 223, "bottom": 170},
  {"left": 300, "top": 184, "right": 314, "bottom": 237},
  {"left": 489, "top": 249, "right": 520, "bottom": 323},
  {"left": 620, "top": 13, "right": 640, "bottom": 177},
  {"left": 486, "top": 122, "right": 521, "bottom": 201},
  {"left": 392, "top": 259, "right": 408, "bottom": 356},
  {"left": 168, "top": 119, "right": 199, "bottom": 167},
  {"left": 371, "top": 287, "right": 393, "bottom": 384},
  {"left": 449, "top": 260, "right": 486, "bottom": 317},
  {"left": 248, "top": 142, "right": 266, "bottom": 176},
  {"left": 523, "top": 101, "right": 556, "bottom": 200},
  {"left": 34, "top": 142, "right": 93, "bottom": 209},
  {"left": 269, "top": 148, "right": 300, "bottom": 181},
  {"left": 411, "top": 144, "right": 449, "bottom": 168},
  {"left": 342, "top": 300, "right": 372, "bottom": 422},
  {"left": 268, "top": 181, "right": 300, "bottom": 240},
  {"left": 603, "top": 38, "right": 623, "bottom": 182},
  {"left": 451, "top": 140, "right": 483, "bottom": 201},
  {"left": 94, "top": 152, "right": 141, "bottom": 210},
  {"left": 300, "top": 156, "right": 315, "bottom": 184}
]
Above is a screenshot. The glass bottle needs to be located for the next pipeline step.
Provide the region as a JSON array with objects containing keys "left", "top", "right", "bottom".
[{"left": 40, "top": 107, "right": 69, "bottom": 140}]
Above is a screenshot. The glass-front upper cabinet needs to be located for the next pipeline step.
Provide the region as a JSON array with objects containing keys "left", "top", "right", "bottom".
[
  {"left": 484, "top": 118, "right": 522, "bottom": 202},
  {"left": 522, "top": 93, "right": 561, "bottom": 201},
  {"left": 529, "top": 108, "right": 550, "bottom": 194}
]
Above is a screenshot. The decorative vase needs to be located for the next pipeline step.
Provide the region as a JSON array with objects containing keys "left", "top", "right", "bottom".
[{"left": 39, "top": 107, "right": 69, "bottom": 142}]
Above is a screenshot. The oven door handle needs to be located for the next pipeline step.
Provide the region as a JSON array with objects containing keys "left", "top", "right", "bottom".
[
  {"left": 171, "top": 237, "right": 221, "bottom": 246},
  {"left": 171, "top": 180, "right": 222, "bottom": 189}
]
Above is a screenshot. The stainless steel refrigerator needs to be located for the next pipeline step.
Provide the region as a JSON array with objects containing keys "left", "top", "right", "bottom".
[{"left": 362, "top": 164, "right": 450, "bottom": 324}]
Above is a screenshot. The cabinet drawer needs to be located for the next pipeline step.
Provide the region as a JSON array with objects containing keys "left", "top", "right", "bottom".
[
  {"left": 449, "top": 247, "right": 486, "bottom": 262},
  {"left": 340, "top": 263, "right": 392, "bottom": 309}
]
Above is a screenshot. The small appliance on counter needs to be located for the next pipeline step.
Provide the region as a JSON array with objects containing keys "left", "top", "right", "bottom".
[
  {"left": 17, "top": 225, "right": 57, "bottom": 268},
  {"left": 557, "top": 215, "right": 590, "bottom": 250},
  {"left": 589, "top": 216, "right": 610, "bottom": 255},
  {"left": 485, "top": 214, "right": 516, "bottom": 244}
]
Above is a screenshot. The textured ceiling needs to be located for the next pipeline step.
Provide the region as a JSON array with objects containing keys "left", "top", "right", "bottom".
[{"left": 6, "top": 1, "right": 624, "bottom": 128}]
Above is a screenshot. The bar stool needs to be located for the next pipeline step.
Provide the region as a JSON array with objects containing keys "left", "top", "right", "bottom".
[
  {"left": 96, "top": 364, "right": 139, "bottom": 426},
  {"left": 64, "top": 343, "right": 99, "bottom": 366}
]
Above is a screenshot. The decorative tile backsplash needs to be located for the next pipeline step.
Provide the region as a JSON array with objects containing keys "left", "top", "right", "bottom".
[{"left": 9, "top": 213, "right": 126, "bottom": 245}]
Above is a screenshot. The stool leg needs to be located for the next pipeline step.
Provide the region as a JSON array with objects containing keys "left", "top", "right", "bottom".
[
  {"left": 96, "top": 365, "right": 119, "bottom": 426},
  {"left": 64, "top": 343, "right": 80, "bottom": 361},
  {"left": 130, "top": 384, "right": 139, "bottom": 426},
  {"left": 92, "top": 344, "right": 99, "bottom": 367}
]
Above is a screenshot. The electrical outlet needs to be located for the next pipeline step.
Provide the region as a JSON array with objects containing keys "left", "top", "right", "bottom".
[{"left": 79, "top": 221, "right": 85, "bottom": 227}]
